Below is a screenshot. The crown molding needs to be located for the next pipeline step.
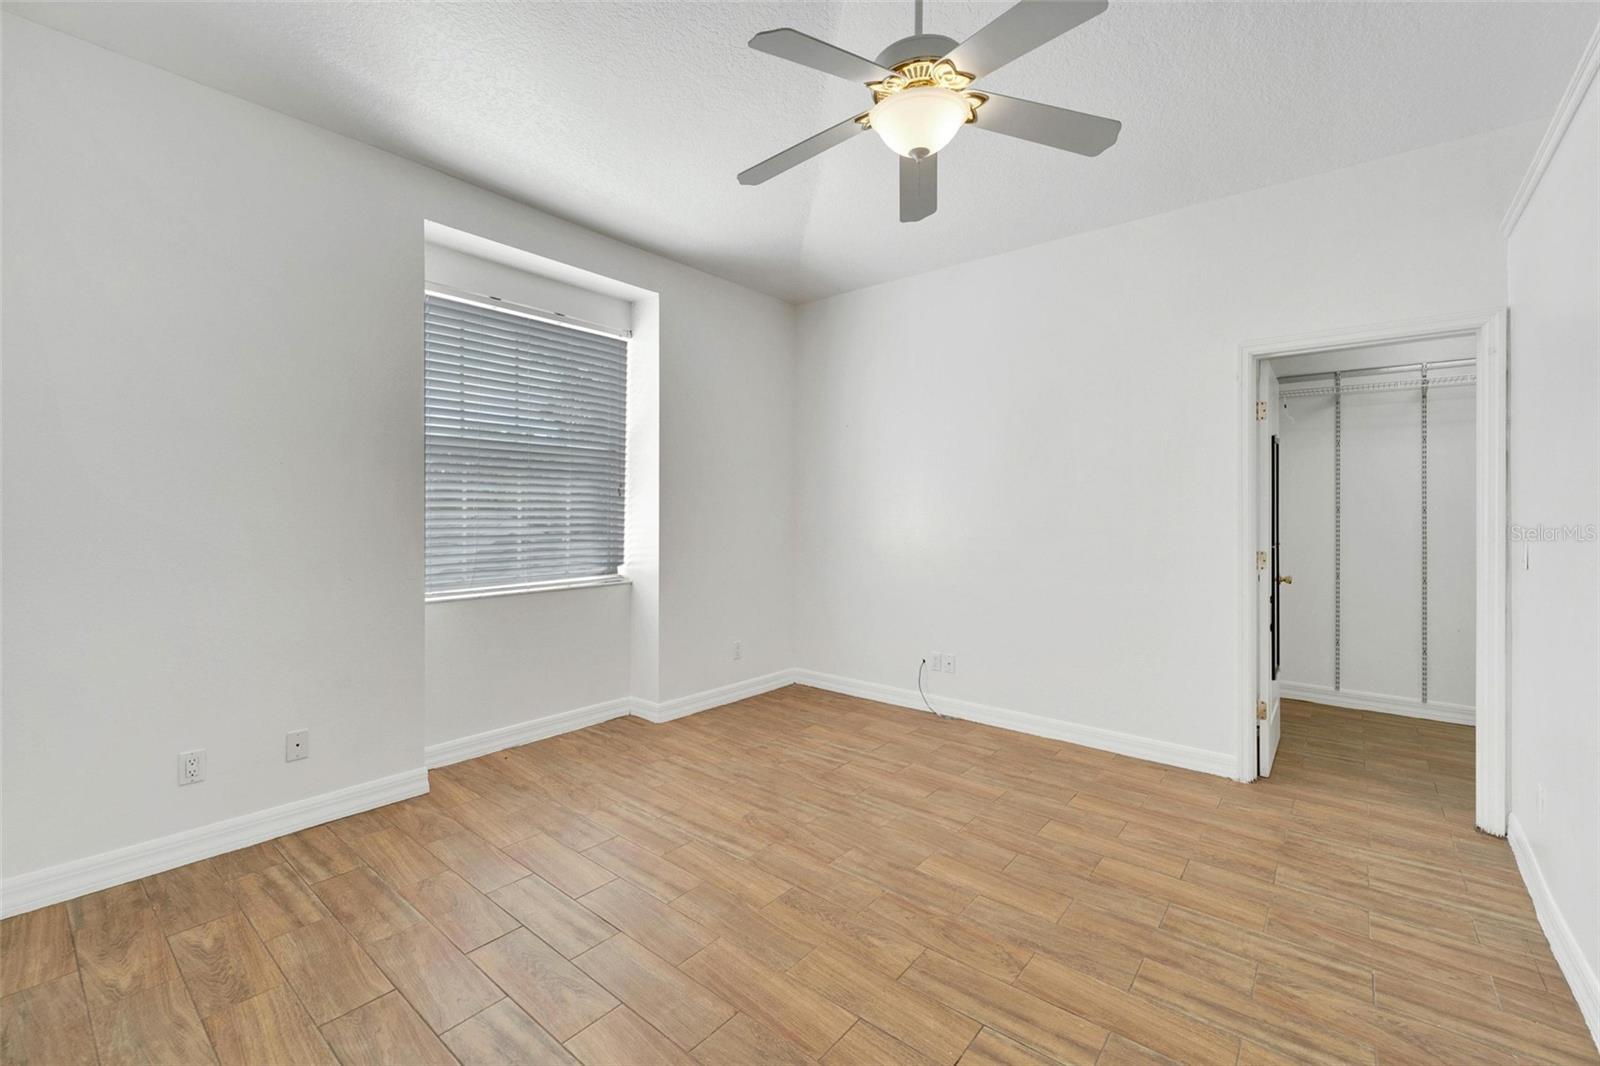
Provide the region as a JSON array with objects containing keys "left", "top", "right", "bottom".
[{"left": 1502, "top": 22, "right": 1600, "bottom": 237}]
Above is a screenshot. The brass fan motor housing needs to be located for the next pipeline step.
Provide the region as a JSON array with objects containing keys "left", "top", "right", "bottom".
[{"left": 859, "top": 58, "right": 987, "bottom": 129}]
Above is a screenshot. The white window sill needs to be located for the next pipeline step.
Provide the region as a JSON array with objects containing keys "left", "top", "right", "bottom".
[{"left": 425, "top": 574, "right": 631, "bottom": 604}]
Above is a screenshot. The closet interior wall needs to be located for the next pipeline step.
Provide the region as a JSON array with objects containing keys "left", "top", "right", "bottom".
[{"left": 1277, "top": 345, "right": 1477, "bottom": 723}]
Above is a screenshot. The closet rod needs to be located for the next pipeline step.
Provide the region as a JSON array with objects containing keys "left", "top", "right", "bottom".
[{"left": 1277, "top": 357, "right": 1475, "bottom": 385}]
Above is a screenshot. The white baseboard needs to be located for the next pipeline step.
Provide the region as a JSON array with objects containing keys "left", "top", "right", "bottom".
[
  {"left": 421, "top": 670, "right": 797, "bottom": 771},
  {"left": 1279, "top": 682, "right": 1475, "bottom": 725},
  {"left": 0, "top": 666, "right": 1250, "bottom": 917},
  {"left": 0, "top": 767, "right": 428, "bottom": 919},
  {"left": 791, "top": 669, "right": 1236, "bottom": 778},
  {"left": 632, "top": 669, "right": 796, "bottom": 724},
  {"left": 424, "top": 697, "right": 632, "bottom": 768},
  {"left": 1508, "top": 814, "right": 1600, "bottom": 1052}
]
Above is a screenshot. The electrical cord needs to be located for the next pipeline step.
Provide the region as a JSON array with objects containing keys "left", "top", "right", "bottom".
[{"left": 917, "top": 657, "right": 946, "bottom": 718}]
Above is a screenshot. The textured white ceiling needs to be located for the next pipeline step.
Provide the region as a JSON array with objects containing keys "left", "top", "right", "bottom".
[{"left": 11, "top": 1, "right": 1596, "bottom": 302}]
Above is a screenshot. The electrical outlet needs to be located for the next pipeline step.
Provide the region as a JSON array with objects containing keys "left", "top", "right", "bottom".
[
  {"left": 945, "top": 653, "right": 956, "bottom": 675},
  {"left": 286, "top": 729, "right": 310, "bottom": 762},
  {"left": 177, "top": 749, "right": 206, "bottom": 786},
  {"left": 929, "top": 652, "right": 943, "bottom": 673},
  {"left": 732, "top": 640, "right": 743, "bottom": 661}
]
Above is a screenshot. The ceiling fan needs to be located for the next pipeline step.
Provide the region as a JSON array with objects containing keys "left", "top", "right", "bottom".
[{"left": 737, "top": 0, "right": 1121, "bottom": 223}]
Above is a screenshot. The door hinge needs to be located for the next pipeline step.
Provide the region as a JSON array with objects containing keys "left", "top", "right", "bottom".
[
  {"left": 1256, "top": 700, "right": 1268, "bottom": 720},
  {"left": 1255, "top": 400, "right": 1268, "bottom": 421},
  {"left": 1256, "top": 551, "right": 1267, "bottom": 570}
]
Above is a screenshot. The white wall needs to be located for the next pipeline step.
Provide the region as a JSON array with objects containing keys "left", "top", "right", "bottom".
[
  {"left": 425, "top": 588, "right": 633, "bottom": 746},
  {"left": 793, "top": 123, "right": 1536, "bottom": 766},
  {"left": 1505, "top": 53, "right": 1600, "bottom": 1034},
  {"left": 1341, "top": 387, "right": 1427, "bottom": 700},
  {"left": 657, "top": 289, "right": 798, "bottom": 699},
  {"left": 1425, "top": 380, "right": 1477, "bottom": 710},
  {"left": 0, "top": 14, "right": 795, "bottom": 883},
  {"left": 1276, "top": 359, "right": 1476, "bottom": 718}
]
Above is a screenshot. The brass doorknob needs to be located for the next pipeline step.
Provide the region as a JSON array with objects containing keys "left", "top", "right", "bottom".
[{"left": 1277, "top": 574, "right": 1294, "bottom": 585}]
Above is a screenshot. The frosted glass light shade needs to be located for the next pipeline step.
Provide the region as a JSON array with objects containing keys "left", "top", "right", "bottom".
[{"left": 869, "top": 87, "right": 969, "bottom": 158}]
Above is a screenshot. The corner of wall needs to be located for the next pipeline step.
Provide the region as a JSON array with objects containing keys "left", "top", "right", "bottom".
[{"left": 1508, "top": 814, "right": 1600, "bottom": 1048}]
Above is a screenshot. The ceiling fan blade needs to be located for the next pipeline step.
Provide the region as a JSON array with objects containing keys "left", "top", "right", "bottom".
[
  {"left": 738, "top": 113, "right": 869, "bottom": 186},
  {"left": 900, "top": 154, "right": 937, "bottom": 223},
  {"left": 973, "top": 92, "right": 1121, "bottom": 156},
  {"left": 943, "top": 0, "right": 1108, "bottom": 80},
  {"left": 749, "top": 28, "right": 893, "bottom": 83}
]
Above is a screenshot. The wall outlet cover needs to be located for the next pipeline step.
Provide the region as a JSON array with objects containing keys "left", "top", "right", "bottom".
[
  {"left": 177, "top": 749, "right": 206, "bottom": 786},
  {"left": 286, "top": 729, "right": 310, "bottom": 762}
]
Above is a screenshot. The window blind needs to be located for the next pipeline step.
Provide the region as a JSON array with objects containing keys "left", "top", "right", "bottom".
[{"left": 424, "top": 292, "right": 628, "bottom": 597}]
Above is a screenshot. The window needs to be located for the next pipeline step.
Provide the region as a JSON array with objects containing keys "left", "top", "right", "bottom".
[{"left": 424, "top": 291, "right": 628, "bottom": 599}]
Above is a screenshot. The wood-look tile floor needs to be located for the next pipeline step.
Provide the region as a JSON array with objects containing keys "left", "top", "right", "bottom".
[{"left": 3, "top": 688, "right": 1595, "bottom": 1065}]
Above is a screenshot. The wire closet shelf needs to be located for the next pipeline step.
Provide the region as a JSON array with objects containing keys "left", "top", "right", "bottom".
[{"left": 1277, "top": 358, "right": 1475, "bottom": 399}]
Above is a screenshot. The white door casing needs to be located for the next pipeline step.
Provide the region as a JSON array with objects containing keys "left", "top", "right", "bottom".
[{"left": 1238, "top": 309, "right": 1507, "bottom": 837}]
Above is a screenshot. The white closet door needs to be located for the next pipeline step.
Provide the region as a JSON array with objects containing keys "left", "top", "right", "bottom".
[
  {"left": 1341, "top": 387, "right": 1423, "bottom": 702},
  {"left": 1428, "top": 384, "right": 1477, "bottom": 711},
  {"left": 1279, "top": 393, "right": 1336, "bottom": 690}
]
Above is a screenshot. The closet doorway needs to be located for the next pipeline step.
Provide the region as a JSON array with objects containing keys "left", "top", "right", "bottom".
[{"left": 1239, "top": 311, "right": 1508, "bottom": 836}]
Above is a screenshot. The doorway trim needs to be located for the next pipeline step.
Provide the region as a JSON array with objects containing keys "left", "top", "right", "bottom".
[{"left": 1237, "top": 308, "right": 1509, "bottom": 835}]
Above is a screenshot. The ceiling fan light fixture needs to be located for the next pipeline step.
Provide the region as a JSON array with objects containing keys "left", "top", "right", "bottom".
[
  {"left": 738, "top": 1, "right": 1120, "bottom": 220},
  {"left": 868, "top": 86, "right": 971, "bottom": 158}
]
